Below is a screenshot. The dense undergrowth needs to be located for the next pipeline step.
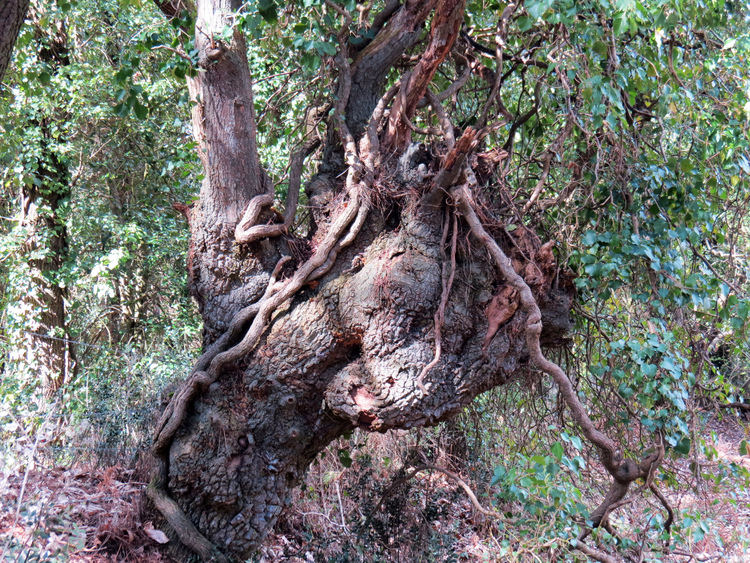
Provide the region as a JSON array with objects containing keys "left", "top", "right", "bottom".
[
  {"left": 1, "top": 371, "right": 749, "bottom": 562},
  {"left": 2, "top": 0, "right": 750, "bottom": 561}
]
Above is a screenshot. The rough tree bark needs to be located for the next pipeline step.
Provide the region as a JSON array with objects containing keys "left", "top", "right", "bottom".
[
  {"left": 148, "top": 1, "right": 669, "bottom": 561},
  {"left": 0, "top": 0, "right": 29, "bottom": 84}
]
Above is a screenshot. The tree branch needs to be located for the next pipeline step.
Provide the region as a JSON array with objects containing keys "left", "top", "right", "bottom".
[
  {"left": 476, "top": 2, "right": 517, "bottom": 129},
  {"left": 384, "top": 0, "right": 467, "bottom": 149}
]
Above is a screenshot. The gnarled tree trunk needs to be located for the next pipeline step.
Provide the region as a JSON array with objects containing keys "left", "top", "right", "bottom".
[{"left": 148, "top": 1, "right": 664, "bottom": 561}]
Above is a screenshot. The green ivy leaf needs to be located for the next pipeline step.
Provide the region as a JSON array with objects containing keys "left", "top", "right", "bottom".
[
  {"left": 551, "top": 442, "right": 564, "bottom": 461},
  {"left": 133, "top": 100, "right": 148, "bottom": 121},
  {"left": 674, "top": 436, "right": 691, "bottom": 455},
  {"left": 337, "top": 448, "right": 352, "bottom": 468}
]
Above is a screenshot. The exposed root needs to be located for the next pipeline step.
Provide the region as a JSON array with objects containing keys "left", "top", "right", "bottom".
[
  {"left": 233, "top": 193, "right": 274, "bottom": 243},
  {"left": 146, "top": 484, "right": 229, "bottom": 563},
  {"left": 152, "top": 257, "right": 288, "bottom": 454},
  {"left": 235, "top": 141, "right": 319, "bottom": 244}
]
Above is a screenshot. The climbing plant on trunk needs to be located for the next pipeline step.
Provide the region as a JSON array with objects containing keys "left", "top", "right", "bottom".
[
  {"left": 143, "top": 0, "right": 749, "bottom": 561},
  {"left": 5, "top": 7, "right": 75, "bottom": 398}
]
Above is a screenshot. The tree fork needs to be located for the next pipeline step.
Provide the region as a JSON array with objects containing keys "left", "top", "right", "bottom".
[{"left": 147, "top": 1, "right": 593, "bottom": 560}]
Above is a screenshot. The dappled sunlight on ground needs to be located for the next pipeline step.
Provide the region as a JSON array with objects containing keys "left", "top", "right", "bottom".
[{"left": 1, "top": 412, "right": 748, "bottom": 562}]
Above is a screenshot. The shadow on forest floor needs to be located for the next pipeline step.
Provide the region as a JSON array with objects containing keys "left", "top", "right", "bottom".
[{"left": 1, "top": 413, "right": 749, "bottom": 562}]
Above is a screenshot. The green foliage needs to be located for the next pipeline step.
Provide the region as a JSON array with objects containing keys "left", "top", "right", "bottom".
[
  {"left": 1, "top": 0, "right": 750, "bottom": 559},
  {"left": 0, "top": 0, "right": 202, "bottom": 463}
]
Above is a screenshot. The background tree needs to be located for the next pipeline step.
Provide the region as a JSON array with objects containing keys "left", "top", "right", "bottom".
[
  {"left": 7, "top": 6, "right": 75, "bottom": 397},
  {"left": 0, "top": 0, "right": 30, "bottom": 83},
  {"left": 0, "top": 0, "right": 201, "bottom": 447},
  {"left": 142, "top": 0, "right": 750, "bottom": 561}
]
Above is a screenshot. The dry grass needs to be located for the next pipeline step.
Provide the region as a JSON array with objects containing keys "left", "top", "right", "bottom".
[
  {"left": 1, "top": 411, "right": 748, "bottom": 562},
  {"left": 0, "top": 463, "right": 168, "bottom": 563}
]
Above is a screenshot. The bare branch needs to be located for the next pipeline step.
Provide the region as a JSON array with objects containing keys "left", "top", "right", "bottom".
[
  {"left": 151, "top": 44, "right": 193, "bottom": 62},
  {"left": 476, "top": 3, "right": 518, "bottom": 129},
  {"left": 363, "top": 463, "right": 507, "bottom": 536},
  {"left": 522, "top": 117, "right": 575, "bottom": 214},
  {"left": 570, "top": 539, "right": 620, "bottom": 563},
  {"left": 503, "top": 81, "right": 542, "bottom": 152},
  {"left": 650, "top": 484, "right": 674, "bottom": 533},
  {"left": 385, "top": 0, "right": 467, "bottom": 149},
  {"left": 426, "top": 90, "right": 456, "bottom": 150},
  {"left": 417, "top": 51, "right": 472, "bottom": 109}
]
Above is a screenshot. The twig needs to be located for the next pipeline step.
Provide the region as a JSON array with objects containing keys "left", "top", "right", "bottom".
[
  {"left": 362, "top": 462, "right": 507, "bottom": 538},
  {"left": 151, "top": 44, "right": 193, "bottom": 63},
  {"left": 335, "top": 481, "right": 349, "bottom": 532}
]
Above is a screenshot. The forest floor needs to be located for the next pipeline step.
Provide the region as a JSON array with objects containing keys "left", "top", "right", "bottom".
[{"left": 1, "top": 413, "right": 748, "bottom": 562}]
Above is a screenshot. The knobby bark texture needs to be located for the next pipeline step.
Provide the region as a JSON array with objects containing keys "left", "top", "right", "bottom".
[
  {"left": 149, "top": 1, "right": 668, "bottom": 561},
  {"left": 183, "top": 0, "right": 273, "bottom": 346},
  {"left": 14, "top": 12, "right": 74, "bottom": 398},
  {"left": 0, "top": 0, "right": 29, "bottom": 84}
]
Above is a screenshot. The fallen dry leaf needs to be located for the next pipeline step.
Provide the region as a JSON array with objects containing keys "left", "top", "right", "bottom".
[{"left": 143, "top": 521, "right": 169, "bottom": 544}]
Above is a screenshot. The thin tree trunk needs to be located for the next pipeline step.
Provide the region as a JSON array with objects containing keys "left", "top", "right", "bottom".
[
  {"left": 16, "top": 11, "right": 74, "bottom": 397},
  {"left": 182, "top": 0, "right": 275, "bottom": 346}
]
